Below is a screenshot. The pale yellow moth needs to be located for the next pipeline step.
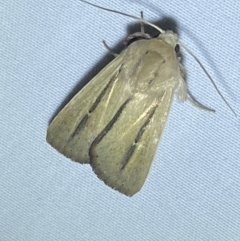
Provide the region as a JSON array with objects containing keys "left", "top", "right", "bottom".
[{"left": 47, "top": 1, "right": 235, "bottom": 196}]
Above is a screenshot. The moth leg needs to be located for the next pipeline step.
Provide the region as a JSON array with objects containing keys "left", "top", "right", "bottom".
[
  {"left": 102, "top": 40, "right": 118, "bottom": 57},
  {"left": 187, "top": 93, "right": 215, "bottom": 113},
  {"left": 177, "top": 77, "right": 214, "bottom": 112},
  {"left": 177, "top": 77, "right": 188, "bottom": 102}
]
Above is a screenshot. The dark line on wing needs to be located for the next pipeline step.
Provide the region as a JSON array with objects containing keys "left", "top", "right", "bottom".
[
  {"left": 90, "top": 98, "right": 131, "bottom": 148},
  {"left": 70, "top": 114, "right": 89, "bottom": 139},
  {"left": 121, "top": 93, "right": 165, "bottom": 170},
  {"left": 89, "top": 74, "right": 117, "bottom": 114},
  {"left": 68, "top": 71, "right": 120, "bottom": 141}
]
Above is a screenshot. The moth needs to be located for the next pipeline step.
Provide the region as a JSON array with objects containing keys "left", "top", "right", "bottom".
[{"left": 47, "top": 1, "right": 234, "bottom": 196}]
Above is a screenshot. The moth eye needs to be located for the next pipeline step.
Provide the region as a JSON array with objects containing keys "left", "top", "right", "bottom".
[{"left": 174, "top": 44, "right": 180, "bottom": 53}]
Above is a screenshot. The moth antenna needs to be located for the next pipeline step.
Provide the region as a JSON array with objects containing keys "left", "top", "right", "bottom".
[
  {"left": 80, "top": 0, "right": 165, "bottom": 34},
  {"left": 179, "top": 42, "right": 236, "bottom": 116}
]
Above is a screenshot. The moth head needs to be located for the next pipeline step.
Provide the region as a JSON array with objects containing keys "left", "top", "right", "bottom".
[{"left": 158, "top": 30, "right": 179, "bottom": 49}]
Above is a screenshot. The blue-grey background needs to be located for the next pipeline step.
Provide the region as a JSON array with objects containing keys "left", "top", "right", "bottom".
[{"left": 1, "top": 0, "right": 240, "bottom": 240}]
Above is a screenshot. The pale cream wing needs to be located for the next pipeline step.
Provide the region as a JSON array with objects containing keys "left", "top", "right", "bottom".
[
  {"left": 89, "top": 38, "right": 181, "bottom": 196},
  {"left": 90, "top": 87, "right": 175, "bottom": 196},
  {"left": 47, "top": 52, "right": 132, "bottom": 163}
]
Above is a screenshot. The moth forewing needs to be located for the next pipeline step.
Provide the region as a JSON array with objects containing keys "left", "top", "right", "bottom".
[
  {"left": 46, "top": 53, "right": 126, "bottom": 163},
  {"left": 89, "top": 37, "right": 182, "bottom": 196},
  {"left": 90, "top": 87, "right": 176, "bottom": 196}
]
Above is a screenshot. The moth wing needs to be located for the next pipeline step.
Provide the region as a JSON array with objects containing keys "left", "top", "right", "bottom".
[
  {"left": 90, "top": 86, "right": 174, "bottom": 196},
  {"left": 47, "top": 52, "right": 131, "bottom": 163},
  {"left": 89, "top": 38, "right": 181, "bottom": 196}
]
